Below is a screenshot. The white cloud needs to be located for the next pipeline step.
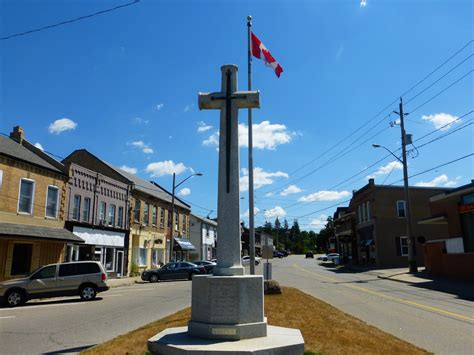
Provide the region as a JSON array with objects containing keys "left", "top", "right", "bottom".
[
  {"left": 184, "top": 105, "right": 193, "bottom": 112},
  {"left": 367, "top": 161, "right": 403, "bottom": 179},
  {"left": 239, "top": 121, "right": 293, "bottom": 150},
  {"left": 156, "top": 103, "right": 164, "bottom": 111},
  {"left": 132, "top": 117, "right": 149, "bottom": 125},
  {"left": 264, "top": 206, "right": 287, "bottom": 219},
  {"left": 265, "top": 192, "right": 274, "bottom": 197},
  {"left": 120, "top": 165, "right": 137, "bottom": 174},
  {"left": 298, "top": 190, "right": 351, "bottom": 203},
  {"left": 48, "top": 118, "right": 77, "bottom": 134},
  {"left": 197, "top": 121, "right": 213, "bottom": 133},
  {"left": 240, "top": 167, "right": 288, "bottom": 192},
  {"left": 415, "top": 174, "right": 461, "bottom": 188},
  {"left": 178, "top": 187, "right": 191, "bottom": 196},
  {"left": 34, "top": 143, "right": 44, "bottom": 151},
  {"left": 146, "top": 160, "right": 187, "bottom": 177},
  {"left": 241, "top": 207, "right": 261, "bottom": 219},
  {"left": 280, "top": 185, "right": 302, "bottom": 196},
  {"left": 129, "top": 140, "right": 154, "bottom": 154},
  {"left": 360, "top": 0, "right": 367, "bottom": 7},
  {"left": 203, "top": 132, "right": 219, "bottom": 146},
  {"left": 309, "top": 214, "right": 328, "bottom": 232},
  {"left": 421, "top": 113, "right": 459, "bottom": 130}
]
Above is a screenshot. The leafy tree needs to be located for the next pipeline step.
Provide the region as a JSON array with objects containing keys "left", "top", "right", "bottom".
[{"left": 316, "top": 216, "right": 334, "bottom": 253}]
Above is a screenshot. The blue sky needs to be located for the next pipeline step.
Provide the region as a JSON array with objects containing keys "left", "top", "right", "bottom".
[{"left": 1, "top": 0, "right": 472, "bottom": 231}]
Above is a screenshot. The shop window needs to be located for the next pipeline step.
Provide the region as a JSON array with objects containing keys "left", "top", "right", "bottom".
[
  {"left": 18, "top": 178, "right": 35, "bottom": 214},
  {"left": 46, "top": 186, "right": 59, "bottom": 218},
  {"left": 105, "top": 248, "right": 115, "bottom": 271},
  {"left": 400, "top": 237, "right": 408, "bottom": 256},
  {"left": 11, "top": 243, "right": 33, "bottom": 275},
  {"left": 139, "top": 248, "right": 147, "bottom": 266}
]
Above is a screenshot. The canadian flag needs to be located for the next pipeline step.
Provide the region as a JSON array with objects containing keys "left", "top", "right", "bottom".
[{"left": 251, "top": 32, "right": 283, "bottom": 78}]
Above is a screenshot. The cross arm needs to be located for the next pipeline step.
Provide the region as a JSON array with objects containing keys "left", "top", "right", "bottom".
[
  {"left": 198, "top": 92, "right": 224, "bottom": 110},
  {"left": 234, "top": 91, "right": 260, "bottom": 109}
]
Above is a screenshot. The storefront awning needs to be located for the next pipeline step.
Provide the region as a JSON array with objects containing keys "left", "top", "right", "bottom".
[
  {"left": 174, "top": 237, "right": 196, "bottom": 251},
  {"left": 0, "top": 222, "right": 84, "bottom": 243},
  {"left": 73, "top": 226, "right": 125, "bottom": 247}
]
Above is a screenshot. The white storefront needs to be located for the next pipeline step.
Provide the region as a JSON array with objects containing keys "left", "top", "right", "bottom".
[{"left": 71, "top": 226, "right": 126, "bottom": 276}]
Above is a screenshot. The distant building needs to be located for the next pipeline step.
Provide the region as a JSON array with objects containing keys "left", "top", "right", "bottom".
[
  {"left": 189, "top": 214, "right": 217, "bottom": 261},
  {"left": 61, "top": 159, "right": 132, "bottom": 277},
  {"left": 333, "top": 207, "right": 357, "bottom": 263},
  {"left": 0, "top": 127, "right": 83, "bottom": 281},
  {"left": 241, "top": 228, "right": 273, "bottom": 257},
  {"left": 349, "top": 178, "right": 450, "bottom": 267}
]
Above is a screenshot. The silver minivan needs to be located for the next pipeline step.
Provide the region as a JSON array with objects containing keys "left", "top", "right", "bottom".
[{"left": 0, "top": 261, "right": 109, "bottom": 307}]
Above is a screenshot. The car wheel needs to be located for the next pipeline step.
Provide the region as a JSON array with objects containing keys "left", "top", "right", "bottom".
[
  {"left": 80, "top": 285, "right": 97, "bottom": 301},
  {"left": 149, "top": 274, "right": 159, "bottom": 283},
  {"left": 255, "top": 261, "right": 260, "bottom": 265},
  {"left": 5, "top": 289, "right": 25, "bottom": 307},
  {"left": 189, "top": 272, "right": 197, "bottom": 280}
]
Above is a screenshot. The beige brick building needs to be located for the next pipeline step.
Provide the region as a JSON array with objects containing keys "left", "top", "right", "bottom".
[{"left": 0, "top": 127, "right": 83, "bottom": 281}]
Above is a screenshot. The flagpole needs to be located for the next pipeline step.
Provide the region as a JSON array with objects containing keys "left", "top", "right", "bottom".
[{"left": 247, "top": 15, "right": 256, "bottom": 275}]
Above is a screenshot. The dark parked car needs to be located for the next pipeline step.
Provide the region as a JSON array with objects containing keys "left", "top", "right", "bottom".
[
  {"left": 273, "top": 251, "right": 284, "bottom": 258},
  {"left": 192, "top": 260, "right": 216, "bottom": 274},
  {"left": 141, "top": 262, "right": 206, "bottom": 282},
  {"left": 305, "top": 251, "right": 314, "bottom": 258}
]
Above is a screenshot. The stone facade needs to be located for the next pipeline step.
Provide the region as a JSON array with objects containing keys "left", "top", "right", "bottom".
[{"left": 0, "top": 128, "right": 82, "bottom": 281}]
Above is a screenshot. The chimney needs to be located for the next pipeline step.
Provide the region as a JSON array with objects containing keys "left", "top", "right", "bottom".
[
  {"left": 10, "top": 126, "right": 25, "bottom": 144},
  {"left": 369, "top": 178, "right": 375, "bottom": 186}
]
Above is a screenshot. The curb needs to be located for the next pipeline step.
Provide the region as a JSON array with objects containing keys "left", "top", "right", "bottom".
[{"left": 377, "top": 275, "right": 413, "bottom": 285}]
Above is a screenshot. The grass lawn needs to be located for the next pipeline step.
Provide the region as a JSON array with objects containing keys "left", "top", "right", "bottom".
[{"left": 83, "top": 287, "right": 428, "bottom": 355}]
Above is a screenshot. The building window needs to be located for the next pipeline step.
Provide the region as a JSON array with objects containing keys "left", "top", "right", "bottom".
[
  {"left": 361, "top": 203, "right": 366, "bottom": 222},
  {"left": 134, "top": 199, "right": 141, "bottom": 222},
  {"left": 45, "top": 186, "right": 59, "bottom": 218},
  {"left": 72, "top": 195, "right": 81, "bottom": 220},
  {"left": 175, "top": 212, "right": 179, "bottom": 231},
  {"left": 109, "top": 204, "right": 116, "bottom": 226},
  {"left": 139, "top": 248, "right": 147, "bottom": 266},
  {"left": 117, "top": 206, "right": 124, "bottom": 228},
  {"left": 168, "top": 209, "right": 172, "bottom": 227},
  {"left": 400, "top": 237, "right": 408, "bottom": 256},
  {"left": 396, "top": 200, "right": 406, "bottom": 218},
  {"left": 11, "top": 243, "right": 33, "bottom": 275},
  {"left": 83, "top": 197, "right": 91, "bottom": 222},
  {"left": 206, "top": 225, "right": 210, "bottom": 236},
  {"left": 144, "top": 203, "right": 149, "bottom": 225},
  {"left": 99, "top": 201, "right": 106, "bottom": 223},
  {"left": 160, "top": 208, "right": 165, "bottom": 228},
  {"left": 152, "top": 206, "right": 157, "bottom": 226},
  {"left": 366, "top": 201, "right": 371, "bottom": 220},
  {"left": 0, "top": 170, "right": 3, "bottom": 190},
  {"left": 182, "top": 214, "right": 186, "bottom": 233},
  {"left": 18, "top": 178, "right": 35, "bottom": 214}
]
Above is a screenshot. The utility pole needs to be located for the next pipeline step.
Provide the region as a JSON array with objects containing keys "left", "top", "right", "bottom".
[{"left": 398, "top": 97, "right": 417, "bottom": 273}]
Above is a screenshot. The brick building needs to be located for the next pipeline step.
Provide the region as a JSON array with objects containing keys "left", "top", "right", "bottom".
[{"left": 0, "top": 127, "right": 82, "bottom": 281}]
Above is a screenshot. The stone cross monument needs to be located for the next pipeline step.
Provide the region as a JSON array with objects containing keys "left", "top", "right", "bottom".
[{"left": 198, "top": 64, "right": 259, "bottom": 277}]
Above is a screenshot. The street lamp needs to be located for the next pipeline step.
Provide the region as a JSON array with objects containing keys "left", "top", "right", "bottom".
[
  {"left": 168, "top": 172, "right": 203, "bottom": 263},
  {"left": 372, "top": 142, "right": 417, "bottom": 273}
]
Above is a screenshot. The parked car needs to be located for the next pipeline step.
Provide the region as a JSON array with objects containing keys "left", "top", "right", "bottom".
[
  {"left": 317, "top": 253, "right": 340, "bottom": 263},
  {"left": 192, "top": 260, "right": 216, "bottom": 274},
  {"left": 273, "top": 251, "right": 284, "bottom": 258},
  {"left": 241, "top": 256, "right": 261, "bottom": 266},
  {"left": 305, "top": 251, "right": 314, "bottom": 258},
  {"left": 0, "top": 261, "right": 109, "bottom": 307},
  {"left": 141, "top": 262, "right": 206, "bottom": 282}
]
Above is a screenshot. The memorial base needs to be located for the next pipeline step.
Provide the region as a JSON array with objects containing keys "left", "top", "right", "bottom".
[{"left": 147, "top": 325, "right": 305, "bottom": 355}]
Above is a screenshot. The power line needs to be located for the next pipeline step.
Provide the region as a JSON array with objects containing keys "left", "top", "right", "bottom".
[{"left": 0, "top": 0, "right": 140, "bottom": 41}]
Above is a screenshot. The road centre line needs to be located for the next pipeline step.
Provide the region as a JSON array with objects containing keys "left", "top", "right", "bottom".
[
  {"left": 0, "top": 316, "right": 16, "bottom": 319},
  {"left": 292, "top": 264, "right": 474, "bottom": 322}
]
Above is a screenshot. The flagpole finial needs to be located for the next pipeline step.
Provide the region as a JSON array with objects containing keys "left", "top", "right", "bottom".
[{"left": 247, "top": 15, "right": 252, "bottom": 25}]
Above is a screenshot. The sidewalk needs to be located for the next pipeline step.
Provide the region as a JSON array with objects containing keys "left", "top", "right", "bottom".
[{"left": 107, "top": 276, "right": 142, "bottom": 288}]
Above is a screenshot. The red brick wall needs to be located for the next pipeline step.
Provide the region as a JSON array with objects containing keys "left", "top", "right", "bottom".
[{"left": 424, "top": 242, "right": 474, "bottom": 281}]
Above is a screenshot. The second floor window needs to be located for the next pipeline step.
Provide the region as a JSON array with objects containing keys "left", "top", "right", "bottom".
[
  {"left": 143, "top": 203, "right": 149, "bottom": 225},
  {"left": 160, "top": 208, "right": 165, "bottom": 228},
  {"left": 99, "top": 201, "right": 106, "bottom": 222},
  {"left": 109, "top": 204, "right": 116, "bottom": 226},
  {"left": 45, "top": 186, "right": 59, "bottom": 218},
  {"left": 152, "top": 206, "right": 157, "bottom": 226},
  {"left": 83, "top": 197, "right": 91, "bottom": 222},
  {"left": 18, "top": 179, "right": 35, "bottom": 214},
  {"left": 396, "top": 200, "right": 406, "bottom": 218},
  {"left": 134, "top": 199, "right": 141, "bottom": 222},
  {"left": 175, "top": 212, "right": 179, "bottom": 231},
  {"left": 182, "top": 214, "right": 186, "bottom": 232},
  {"left": 117, "top": 206, "right": 124, "bottom": 228},
  {"left": 72, "top": 195, "right": 81, "bottom": 220}
]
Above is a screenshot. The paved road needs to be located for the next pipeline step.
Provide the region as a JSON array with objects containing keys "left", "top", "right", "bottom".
[
  {"left": 271, "top": 255, "right": 473, "bottom": 355},
  {"left": 0, "top": 281, "right": 191, "bottom": 354},
  {"left": 1, "top": 257, "right": 472, "bottom": 354}
]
